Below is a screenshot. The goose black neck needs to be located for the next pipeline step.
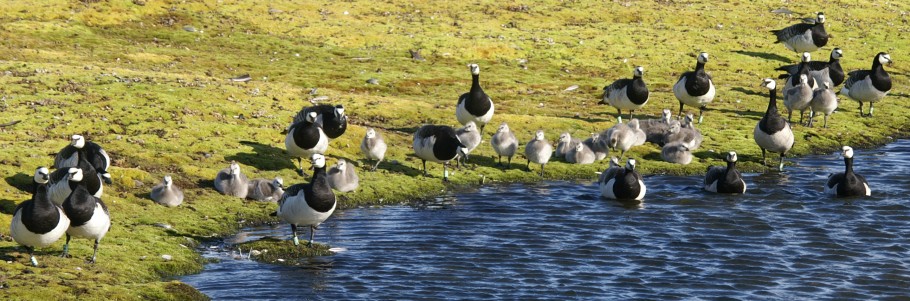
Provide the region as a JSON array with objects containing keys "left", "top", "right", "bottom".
[
  {"left": 844, "top": 156, "right": 854, "bottom": 175},
  {"left": 725, "top": 160, "right": 736, "bottom": 174},
  {"left": 695, "top": 62, "right": 705, "bottom": 71},
  {"left": 32, "top": 184, "right": 53, "bottom": 211},
  {"left": 471, "top": 74, "right": 481, "bottom": 92},
  {"left": 766, "top": 88, "right": 778, "bottom": 114},
  {"left": 871, "top": 58, "right": 892, "bottom": 91}
]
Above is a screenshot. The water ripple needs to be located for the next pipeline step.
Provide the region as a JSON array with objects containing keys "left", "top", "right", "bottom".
[{"left": 183, "top": 140, "right": 910, "bottom": 300}]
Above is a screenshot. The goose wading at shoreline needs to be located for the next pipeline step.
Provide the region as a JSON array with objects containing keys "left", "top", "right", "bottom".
[
  {"left": 754, "top": 78, "right": 795, "bottom": 171},
  {"left": 274, "top": 154, "right": 336, "bottom": 247}
]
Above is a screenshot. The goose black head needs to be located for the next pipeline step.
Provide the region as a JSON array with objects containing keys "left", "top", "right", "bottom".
[
  {"left": 468, "top": 63, "right": 480, "bottom": 75},
  {"left": 816, "top": 12, "right": 826, "bottom": 24},
  {"left": 609, "top": 156, "right": 621, "bottom": 168},
  {"left": 305, "top": 111, "right": 319, "bottom": 123},
  {"left": 71, "top": 134, "right": 86, "bottom": 149},
  {"left": 876, "top": 52, "right": 893, "bottom": 66},
  {"left": 625, "top": 159, "right": 637, "bottom": 171},
  {"left": 761, "top": 78, "right": 777, "bottom": 90},
  {"left": 801, "top": 52, "right": 811, "bottom": 63},
  {"left": 842, "top": 146, "right": 854, "bottom": 159},
  {"left": 34, "top": 166, "right": 50, "bottom": 184},
  {"left": 832, "top": 48, "right": 843, "bottom": 60},
  {"left": 311, "top": 153, "right": 326, "bottom": 169},
  {"left": 633, "top": 66, "right": 644, "bottom": 78},
  {"left": 697, "top": 52, "right": 709, "bottom": 64},
  {"left": 68, "top": 168, "right": 84, "bottom": 183},
  {"left": 334, "top": 104, "right": 346, "bottom": 119}
]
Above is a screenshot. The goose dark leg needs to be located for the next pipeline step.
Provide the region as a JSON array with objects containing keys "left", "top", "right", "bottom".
[
  {"left": 539, "top": 163, "right": 546, "bottom": 176},
  {"left": 787, "top": 109, "right": 793, "bottom": 123},
  {"left": 798, "top": 110, "right": 804, "bottom": 125},
  {"left": 496, "top": 155, "right": 502, "bottom": 167},
  {"left": 61, "top": 234, "right": 71, "bottom": 258},
  {"left": 629, "top": 110, "right": 634, "bottom": 121},
  {"left": 443, "top": 162, "right": 449, "bottom": 182},
  {"left": 526, "top": 160, "right": 531, "bottom": 171},
  {"left": 507, "top": 156, "right": 512, "bottom": 168},
  {"left": 807, "top": 111, "right": 815, "bottom": 128},
  {"left": 422, "top": 160, "right": 428, "bottom": 176},
  {"left": 89, "top": 239, "right": 99, "bottom": 264},
  {"left": 308, "top": 225, "right": 316, "bottom": 247},
  {"left": 291, "top": 224, "right": 300, "bottom": 246},
  {"left": 678, "top": 102, "right": 685, "bottom": 119},
  {"left": 823, "top": 114, "right": 829, "bottom": 128},
  {"left": 858, "top": 102, "right": 865, "bottom": 117},
  {"left": 778, "top": 153, "right": 786, "bottom": 172},
  {"left": 698, "top": 106, "right": 706, "bottom": 124},
  {"left": 761, "top": 148, "right": 767, "bottom": 166},
  {"left": 26, "top": 246, "right": 37, "bottom": 267}
]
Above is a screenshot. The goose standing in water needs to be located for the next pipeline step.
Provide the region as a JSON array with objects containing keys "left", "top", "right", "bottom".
[
  {"left": 825, "top": 146, "right": 871, "bottom": 197},
  {"left": 456, "top": 64, "right": 495, "bottom": 134},
  {"left": 599, "top": 159, "right": 646, "bottom": 201},
  {"left": 753, "top": 79, "right": 794, "bottom": 171},
  {"left": 61, "top": 168, "right": 111, "bottom": 264},
  {"left": 776, "top": 48, "right": 844, "bottom": 88},
  {"left": 326, "top": 159, "right": 359, "bottom": 193},
  {"left": 413, "top": 124, "right": 465, "bottom": 182},
  {"left": 214, "top": 161, "right": 250, "bottom": 198},
  {"left": 9, "top": 167, "right": 70, "bottom": 266},
  {"left": 601, "top": 66, "right": 649, "bottom": 122},
  {"left": 360, "top": 128, "right": 387, "bottom": 171},
  {"left": 524, "top": 130, "right": 553, "bottom": 175},
  {"left": 285, "top": 111, "right": 329, "bottom": 176},
  {"left": 53, "top": 135, "right": 112, "bottom": 184},
  {"left": 841, "top": 52, "right": 892, "bottom": 117},
  {"left": 150, "top": 175, "right": 184, "bottom": 207},
  {"left": 808, "top": 82, "right": 838, "bottom": 128},
  {"left": 276, "top": 154, "right": 336, "bottom": 247},
  {"left": 247, "top": 177, "right": 284, "bottom": 202},
  {"left": 771, "top": 12, "right": 828, "bottom": 53},
  {"left": 704, "top": 151, "right": 747, "bottom": 194},
  {"left": 673, "top": 52, "right": 715, "bottom": 123},
  {"left": 490, "top": 122, "right": 518, "bottom": 167}
]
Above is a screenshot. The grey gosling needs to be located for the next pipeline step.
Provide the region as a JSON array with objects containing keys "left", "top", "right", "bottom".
[
  {"left": 214, "top": 161, "right": 250, "bottom": 198},
  {"left": 360, "top": 128, "right": 387, "bottom": 171},
  {"left": 247, "top": 177, "right": 284, "bottom": 202},
  {"left": 491, "top": 122, "right": 518, "bottom": 167},
  {"left": 326, "top": 159, "right": 359, "bottom": 193},
  {"left": 808, "top": 82, "right": 838, "bottom": 128},
  {"left": 524, "top": 130, "right": 553, "bottom": 175},
  {"left": 150, "top": 175, "right": 184, "bottom": 207}
]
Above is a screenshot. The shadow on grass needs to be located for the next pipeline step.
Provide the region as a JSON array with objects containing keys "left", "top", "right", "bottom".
[
  {"left": 730, "top": 87, "right": 765, "bottom": 97},
  {"left": 715, "top": 108, "right": 764, "bottom": 120},
  {"left": 732, "top": 50, "right": 792, "bottom": 63},
  {"left": 0, "top": 199, "right": 19, "bottom": 214},
  {"left": 5, "top": 173, "right": 33, "bottom": 194},
  {"left": 227, "top": 141, "right": 296, "bottom": 172}
]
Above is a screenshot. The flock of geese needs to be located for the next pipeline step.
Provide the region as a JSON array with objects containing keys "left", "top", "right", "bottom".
[{"left": 7, "top": 11, "right": 889, "bottom": 266}]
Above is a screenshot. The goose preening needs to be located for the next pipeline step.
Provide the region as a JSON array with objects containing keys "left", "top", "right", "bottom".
[
  {"left": 673, "top": 52, "right": 715, "bottom": 123},
  {"left": 276, "top": 154, "right": 336, "bottom": 247},
  {"left": 841, "top": 52, "right": 892, "bottom": 117},
  {"left": 61, "top": 168, "right": 111, "bottom": 264},
  {"left": 566, "top": 142, "right": 596, "bottom": 164},
  {"left": 214, "top": 161, "right": 250, "bottom": 198},
  {"left": 293, "top": 104, "right": 347, "bottom": 139},
  {"left": 704, "top": 151, "right": 747, "bottom": 194},
  {"left": 490, "top": 122, "right": 518, "bottom": 167},
  {"left": 771, "top": 12, "right": 828, "bottom": 53},
  {"left": 555, "top": 132, "right": 581, "bottom": 160},
  {"left": 413, "top": 124, "right": 465, "bottom": 182},
  {"left": 783, "top": 74, "right": 813, "bottom": 124},
  {"left": 596, "top": 157, "right": 622, "bottom": 185},
  {"left": 360, "top": 128, "right": 387, "bottom": 171},
  {"left": 285, "top": 111, "right": 329, "bottom": 176},
  {"left": 783, "top": 52, "right": 819, "bottom": 91},
  {"left": 326, "top": 159, "right": 359, "bottom": 192},
  {"left": 9, "top": 167, "right": 69, "bottom": 266},
  {"left": 247, "top": 177, "right": 284, "bottom": 202},
  {"left": 825, "top": 146, "right": 871, "bottom": 197},
  {"left": 776, "top": 48, "right": 844, "bottom": 88},
  {"left": 53, "top": 135, "right": 112, "bottom": 184},
  {"left": 524, "top": 130, "right": 553, "bottom": 175},
  {"left": 753, "top": 78, "right": 794, "bottom": 171},
  {"left": 48, "top": 161, "right": 103, "bottom": 206},
  {"left": 599, "top": 159, "right": 646, "bottom": 201},
  {"left": 150, "top": 175, "right": 184, "bottom": 207},
  {"left": 661, "top": 142, "right": 693, "bottom": 165},
  {"left": 808, "top": 82, "right": 839, "bottom": 128},
  {"left": 456, "top": 63, "right": 495, "bottom": 134},
  {"left": 455, "top": 121, "right": 482, "bottom": 168},
  {"left": 601, "top": 66, "right": 649, "bottom": 122}
]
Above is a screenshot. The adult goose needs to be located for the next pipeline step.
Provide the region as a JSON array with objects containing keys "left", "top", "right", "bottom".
[
  {"left": 413, "top": 124, "right": 465, "bottom": 182},
  {"left": 48, "top": 159, "right": 103, "bottom": 206},
  {"left": 54, "top": 135, "right": 112, "bottom": 184},
  {"left": 841, "top": 52, "right": 892, "bottom": 117},
  {"left": 524, "top": 130, "right": 553, "bottom": 176},
  {"left": 704, "top": 151, "right": 747, "bottom": 194},
  {"left": 150, "top": 175, "right": 184, "bottom": 207},
  {"left": 753, "top": 79, "right": 794, "bottom": 171},
  {"left": 9, "top": 167, "right": 70, "bottom": 266},
  {"left": 771, "top": 12, "right": 828, "bottom": 53},
  {"left": 599, "top": 159, "right": 646, "bottom": 201},
  {"left": 293, "top": 104, "right": 347, "bottom": 139},
  {"left": 601, "top": 66, "right": 649, "bottom": 122},
  {"left": 360, "top": 128, "right": 387, "bottom": 171},
  {"left": 61, "top": 168, "right": 111, "bottom": 264},
  {"left": 456, "top": 64, "right": 495, "bottom": 134},
  {"left": 285, "top": 111, "right": 329, "bottom": 176},
  {"left": 275, "top": 154, "right": 336, "bottom": 247},
  {"left": 490, "top": 122, "right": 518, "bottom": 167},
  {"left": 776, "top": 48, "right": 844, "bottom": 88},
  {"left": 673, "top": 52, "right": 715, "bottom": 123},
  {"left": 825, "top": 146, "right": 871, "bottom": 197}
]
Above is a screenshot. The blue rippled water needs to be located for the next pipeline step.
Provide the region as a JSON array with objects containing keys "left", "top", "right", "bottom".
[{"left": 182, "top": 141, "right": 910, "bottom": 300}]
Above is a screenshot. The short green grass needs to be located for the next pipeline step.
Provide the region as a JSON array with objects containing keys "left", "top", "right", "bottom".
[{"left": 0, "top": 0, "right": 908, "bottom": 299}]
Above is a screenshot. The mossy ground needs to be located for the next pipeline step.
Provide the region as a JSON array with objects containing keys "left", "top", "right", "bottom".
[{"left": 0, "top": 0, "right": 908, "bottom": 299}]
